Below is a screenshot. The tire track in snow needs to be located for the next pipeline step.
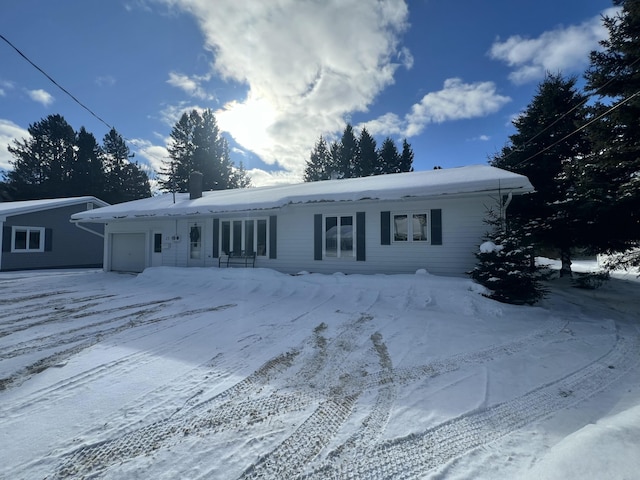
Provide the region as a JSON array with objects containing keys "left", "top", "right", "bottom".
[
  {"left": 0, "top": 297, "right": 182, "bottom": 360},
  {"left": 324, "top": 331, "right": 396, "bottom": 466},
  {"left": 239, "top": 394, "right": 359, "bottom": 480},
  {"left": 0, "top": 305, "right": 235, "bottom": 391},
  {"left": 306, "top": 328, "right": 640, "bottom": 479},
  {"left": 51, "top": 350, "right": 301, "bottom": 479}
]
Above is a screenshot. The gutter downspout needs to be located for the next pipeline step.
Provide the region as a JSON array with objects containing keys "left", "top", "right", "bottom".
[{"left": 71, "top": 220, "right": 104, "bottom": 238}]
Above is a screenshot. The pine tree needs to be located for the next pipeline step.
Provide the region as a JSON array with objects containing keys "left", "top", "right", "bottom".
[
  {"left": 579, "top": 0, "right": 640, "bottom": 267},
  {"left": 356, "top": 127, "right": 377, "bottom": 177},
  {"left": 469, "top": 206, "right": 546, "bottom": 305},
  {"left": 303, "top": 136, "right": 332, "bottom": 181},
  {"left": 377, "top": 137, "right": 400, "bottom": 174},
  {"left": 101, "top": 128, "right": 151, "bottom": 203},
  {"left": 158, "top": 109, "right": 250, "bottom": 192},
  {"left": 7, "top": 114, "right": 77, "bottom": 199},
  {"left": 73, "top": 127, "right": 105, "bottom": 196},
  {"left": 337, "top": 124, "right": 358, "bottom": 179},
  {"left": 490, "top": 73, "right": 591, "bottom": 276},
  {"left": 399, "top": 139, "right": 415, "bottom": 173}
]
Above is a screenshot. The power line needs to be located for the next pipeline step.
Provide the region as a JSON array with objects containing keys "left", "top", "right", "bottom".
[
  {"left": 0, "top": 33, "right": 166, "bottom": 178},
  {"left": 0, "top": 33, "right": 115, "bottom": 132},
  {"left": 515, "top": 90, "right": 640, "bottom": 166}
]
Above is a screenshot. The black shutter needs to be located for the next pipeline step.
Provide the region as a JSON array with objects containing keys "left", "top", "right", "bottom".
[
  {"left": 380, "top": 211, "right": 391, "bottom": 245},
  {"left": 2, "top": 226, "right": 11, "bottom": 252},
  {"left": 212, "top": 219, "right": 219, "bottom": 258},
  {"left": 314, "top": 214, "right": 322, "bottom": 260},
  {"left": 44, "top": 228, "right": 53, "bottom": 251},
  {"left": 356, "top": 212, "right": 366, "bottom": 261},
  {"left": 431, "top": 209, "right": 442, "bottom": 245},
  {"left": 269, "top": 216, "right": 277, "bottom": 259}
]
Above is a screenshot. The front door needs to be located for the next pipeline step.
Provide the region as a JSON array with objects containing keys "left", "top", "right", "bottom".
[{"left": 188, "top": 222, "right": 204, "bottom": 266}]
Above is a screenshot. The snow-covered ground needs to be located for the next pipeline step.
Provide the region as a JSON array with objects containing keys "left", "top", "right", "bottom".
[{"left": 0, "top": 263, "right": 638, "bottom": 479}]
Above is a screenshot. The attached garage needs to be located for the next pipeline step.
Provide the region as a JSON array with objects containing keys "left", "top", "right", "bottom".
[{"left": 110, "top": 233, "right": 146, "bottom": 273}]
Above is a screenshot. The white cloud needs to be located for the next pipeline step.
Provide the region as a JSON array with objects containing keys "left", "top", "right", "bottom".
[
  {"left": 167, "top": 72, "right": 214, "bottom": 100},
  {"left": 0, "top": 80, "right": 15, "bottom": 97},
  {"left": 27, "top": 89, "right": 54, "bottom": 107},
  {"left": 360, "top": 78, "right": 510, "bottom": 138},
  {"left": 358, "top": 112, "right": 404, "bottom": 137},
  {"left": 129, "top": 137, "right": 169, "bottom": 173},
  {"left": 489, "top": 7, "right": 619, "bottom": 84},
  {"left": 159, "top": 0, "right": 410, "bottom": 177},
  {"left": 247, "top": 168, "right": 304, "bottom": 187},
  {"left": 0, "top": 119, "right": 30, "bottom": 172},
  {"left": 405, "top": 78, "right": 511, "bottom": 136},
  {"left": 96, "top": 75, "right": 116, "bottom": 87}
]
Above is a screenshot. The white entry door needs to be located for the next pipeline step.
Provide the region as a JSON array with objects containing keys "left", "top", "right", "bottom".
[{"left": 188, "top": 222, "right": 204, "bottom": 266}]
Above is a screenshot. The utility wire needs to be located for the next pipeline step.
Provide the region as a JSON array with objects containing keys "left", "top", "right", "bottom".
[
  {"left": 0, "top": 33, "right": 167, "bottom": 179},
  {"left": 0, "top": 33, "right": 115, "bottom": 132},
  {"left": 515, "top": 89, "right": 640, "bottom": 166}
]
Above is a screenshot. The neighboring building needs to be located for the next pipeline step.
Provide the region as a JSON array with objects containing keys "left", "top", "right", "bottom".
[
  {"left": 1, "top": 196, "right": 109, "bottom": 271},
  {"left": 71, "top": 166, "right": 534, "bottom": 276}
]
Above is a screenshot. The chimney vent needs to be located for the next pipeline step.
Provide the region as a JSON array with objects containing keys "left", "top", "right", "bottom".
[{"left": 189, "top": 171, "right": 203, "bottom": 200}]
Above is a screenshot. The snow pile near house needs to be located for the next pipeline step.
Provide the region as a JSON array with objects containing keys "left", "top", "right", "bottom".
[{"left": 0, "top": 266, "right": 638, "bottom": 479}]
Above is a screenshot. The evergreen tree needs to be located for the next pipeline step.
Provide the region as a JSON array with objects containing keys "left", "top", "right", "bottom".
[
  {"left": 303, "top": 136, "right": 332, "bottom": 181},
  {"left": 356, "top": 127, "right": 377, "bottom": 177},
  {"left": 579, "top": 0, "right": 640, "bottom": 267},
  {"left": 7, "top": 114, "right": 77, "bottom": 199},
  {"left": 101, "top": 128, "right": 151, "bottom": 203},
  {"left": 73, "top": 127, "right": 105, "bottom": 196},
  {"left": 303, "top": 125, "right": 414, "bottom": 182},
  {"left": 337, "top": 124, "right": 358, "bottom": 179},
  {"left": 158, "top": 109, "right": 250, "bottom": 192},
  {"left": 469, "top": 206, "right": 546, "bottom": 305},
  {"left": 490, "top": 73, "right": 591, "bottom": 276},
  {"left": 377, "top": 137, "right": 400, "bottom": 174},
  {"left": 399, "top": 139, "right": 415, "bottom": 173}
]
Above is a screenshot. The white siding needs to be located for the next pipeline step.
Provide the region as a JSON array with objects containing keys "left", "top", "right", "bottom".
[{"left": 104, "top": 195, "right": 495, "bottom": 277}]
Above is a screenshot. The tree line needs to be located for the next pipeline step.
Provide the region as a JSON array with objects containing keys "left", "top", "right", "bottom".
[
  {"left": 304, "top": 124, "right": 414, "bottom": 181},
  {"left": 1, "top": 115, "right": 151, "bottom": 203},
  {"left": 472, "top": 0, "right": 640, "bottom": 303}
]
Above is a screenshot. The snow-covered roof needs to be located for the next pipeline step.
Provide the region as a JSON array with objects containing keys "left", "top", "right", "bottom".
[
  {"left": 71, "top": 165, "right": 533, "bottom": 223},
  {"left": 0, "top": 196, "right": 109, "bottom": 220}
]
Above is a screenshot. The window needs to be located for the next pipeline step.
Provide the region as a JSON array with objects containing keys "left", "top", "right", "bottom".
[
  {"left": 220, "top": 218, "right": 268, "bottom": 256},
  {"left": 12, "top": 226, "right": 45, "bottom": 252},
  {"left": 393, "top": 213, "right": 428, "bottom": 243},
  {"left": 324, "top": 215, "right": 354, "bottom": 258},
  {"left": 153, "top": 233, "right": 162, "bottom": 253}
]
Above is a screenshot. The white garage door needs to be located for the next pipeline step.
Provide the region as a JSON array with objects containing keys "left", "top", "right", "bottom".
[{"left": 110, "top": 233, "right": 146, "bottom": 272}]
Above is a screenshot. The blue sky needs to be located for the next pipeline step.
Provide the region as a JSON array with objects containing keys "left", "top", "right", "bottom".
[{"left": 0, "top": 0, "right": 615, "bottom": 187}]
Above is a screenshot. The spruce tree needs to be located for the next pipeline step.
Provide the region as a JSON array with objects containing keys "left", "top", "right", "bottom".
[
  {"left": 303, "top": 136, "right": 332, "bottom": 181},
  {"left": 7, "top": 114, "right": 77, "bottom": 199},
  {"left": 377, "top": 137, "right": 400, "bottom": 174},
  {"left": 490, "top": 73, "right": 591, "bottom": 276},
  {"left": 579, "top": 0, "right": 640, "bottom": 267},
  {"left": 356, "top": 127, "right": 378, "bottom": 177},
  {"left": 101, "top": 128, "right": 151, "bottom": 203},
  {"left": 158, "top": 109, "right": 250, "bottom": 192},
  {"left": 399, "top": 139, "right": 415, "bottom": 173},
  {"left": 337, "top": 124, "right": 358, "bottom": 179},
  {"left": 73, "top": 127, "right": 105, "bottom": 197},
  {"left": 469, "top": 206, "right": 546, "bottom": 305}
]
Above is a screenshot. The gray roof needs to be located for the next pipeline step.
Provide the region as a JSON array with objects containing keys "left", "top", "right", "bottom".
[{"left": 0, "top": 196, "right": 109, "bottom": 220}]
